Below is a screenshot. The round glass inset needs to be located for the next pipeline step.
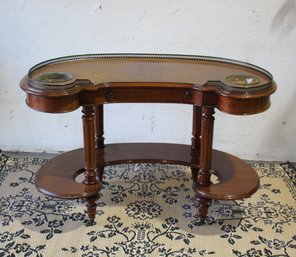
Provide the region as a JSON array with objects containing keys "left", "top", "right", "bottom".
[
  {"left": 226, "top": 74, "right": 260, "bottom": 87},
  {"left": 37, "top": 72, "right": 73, "bottom": 83}
]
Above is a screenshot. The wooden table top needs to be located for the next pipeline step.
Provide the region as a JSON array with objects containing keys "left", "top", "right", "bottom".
[
  {"left": 20, "top": 54, "right": 276, "bottom": 114},
  {"left": 28, "top": 54, "right": 272, "bottom": 89}
]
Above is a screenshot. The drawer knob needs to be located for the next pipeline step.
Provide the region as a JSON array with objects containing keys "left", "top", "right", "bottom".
[
  {"left": 106, "top": 91, "right": 114, "bottom": 99},
  {"left": 185, "top": 91, "right": 192, "bottom": 99}
]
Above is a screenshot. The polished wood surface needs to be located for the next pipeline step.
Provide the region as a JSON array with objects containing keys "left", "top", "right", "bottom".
[
  {"left": 198, "top": 107, "right": 215, "bottom": 186},
  {"left": 195, "top": 149, "right": 259, "bottom": 200},
  {"left": 35, "top": 144, "right": 259, "bottom": 200},
  {"left": 95, "top": 105, "right": 105, "bottom": 183},
  {"left": 29, "top": 56, "right": 271, "bottom": 86},
  {"left": 82, "top": 106, "right": 100, "bottom": 223},
  {"left": 34, "top": 144, "right": 197, "bottom": 198},
  {"left": 20, "top": 54, "right": 276, "bottom": 115},
  {"left": 191, "top": 106, "right": 202, "bottom": 182},
  {"left": 20, "top": 54, "right": 275, "bottom": 224}
]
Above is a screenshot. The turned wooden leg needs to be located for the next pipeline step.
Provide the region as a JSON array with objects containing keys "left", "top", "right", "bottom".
[
  {"left": 86, "top": 195, "right": 100, "bottom": 225},
  {"left": 95, "top": 105, "right": 105, "bottom": 182},
  {"left": 193, "top": 107, "right": 215, "bottom": 222},
  {"left": 82, "top": 106, "right": 100, "bottom": 224},
  {"left": 191, "top": 105, "right": 202, "bottom": 181},
  {"left": 198, "top": 107, "right": 215, "bottom": 186},
  {"left": 196, "top": 196, "right": 210, "bottom": 224}
]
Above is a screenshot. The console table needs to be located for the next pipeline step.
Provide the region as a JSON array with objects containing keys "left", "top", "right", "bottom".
[{"left": 20, "top": 54, "right": 276, "bottom": 225}]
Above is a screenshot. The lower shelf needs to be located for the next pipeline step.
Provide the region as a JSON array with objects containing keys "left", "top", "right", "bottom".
[
  {"left": 193, "top": 150, "right": 259, "bottom": 200},
  {"left": 35, "top": 143, "right": 259, "bottom": 201}
]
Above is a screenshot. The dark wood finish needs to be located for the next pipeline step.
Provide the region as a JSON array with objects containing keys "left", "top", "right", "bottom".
[
  {"left": 193, "top": 149, "right": 260, "bottom": 200},
  {"left": 34, "top": 144, "right": 196, "bottom": 199},
  {"left": 21, "top": 54, "right": 275, "bottom": 225},
  {"left": 34, "top": 144, "right": 259, "bottom": 200},
  {"left": 193, "top": 106, "right": 215, "bottom": 223},
  {"left": 20, "top": 54, "right": 276, "bottom": 115},
  {"left": 198, "top": 107, "right": 215, "bottom": 186},
  {"left": 82, "top": 106, "right": 97, "bottom": 184},
  {"left": 25, "top": 93, "right": 80, "bottom": 113},
  {"left": 82, "top": 106, "right": 101, "bottom": 223},
  {"left": 95, "top": 105, "right": 105, "bottom": 149},
  {"left": 191, "top": 106, "right": 202, "bottom": 151},
  {"left": 195, "top": 197, "right": 210, "bottom": 224},
  {"left": 191, "top": 105, "right": 202, "bottom": 181},
  {"left": 34, "top": 148, "right": 101, "bottom": 199},
  {"left": 96, "top": 143, "right": 199, "bottom": 167},
  {"left": 95, "top": 105, "right": 105, "bottom": 182},
  {"left": 217, "top": 95, "right": 272, "bottom": 115},
  {"left": 86, "top": 195, "right": 99, "bottom": 226}
]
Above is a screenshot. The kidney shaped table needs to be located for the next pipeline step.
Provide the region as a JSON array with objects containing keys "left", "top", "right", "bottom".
[{"left": 20, "top": 54, "right": 276, "bottom": 225}]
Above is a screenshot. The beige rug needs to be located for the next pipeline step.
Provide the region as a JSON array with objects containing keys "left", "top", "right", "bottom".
[{"left": 0, "top": 151, "right": 295, "bottom": 257}]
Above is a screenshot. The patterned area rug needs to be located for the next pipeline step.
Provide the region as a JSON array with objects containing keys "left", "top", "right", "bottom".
[{"left": 0, "top": 151, "right": 295, "bottom": 257}]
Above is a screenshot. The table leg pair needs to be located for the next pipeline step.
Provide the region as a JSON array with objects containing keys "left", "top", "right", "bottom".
[{"left": 82, "top": 104, "right": 214, "bottom": 225}]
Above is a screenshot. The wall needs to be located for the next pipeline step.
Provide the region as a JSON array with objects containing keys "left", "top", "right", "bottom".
[{"left": 0, "top": 0, "right": 295, "bottom": 161}]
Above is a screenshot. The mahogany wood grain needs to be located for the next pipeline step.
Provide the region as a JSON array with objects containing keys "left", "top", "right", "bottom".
[
  {"left": 82, "top": 106, "right": 101, "bottom": 223},
  {"left": 20, "top": 54, "right": 276, "bottom": 115},
  {"left": 191, "top": 106, "right": 202, "bottom": 151},
  {"left": 194, "top": 107, "right": 215, "bottom": 221},
  {"left": 34, "top": 148, "right": 101, "bottom": 198},
  {"left": 35, "top": 144, "right": 259, "bottom": 201},
  {"left": 198, "top": 107, "right": 215, "bottom": 186},
  {"left": 193, "top": 149, "right": 260, "bottom": 200},
  {"left": 96, "top": 143, "right": 199, "bottom": 167},
  {"left": 191, "top": 106, "right": 202, "bottom": 182},
  {"left": 95, "top": 105, "right": 105, "bottom": 149},
  {"left": 95, "top": 105, "right": 105, "bottom": 182},
  {"left": 195, "top": 197, "right": 210, "bottom": 225},
  {"left": 82, "top": 106, "right": 97, "bottom": 185},
  {"left": 22, "top": 54, "right": 275, "bottom": 225},
  {"left": 25, "top": 93, "right": 80, "bottom": 113}
]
